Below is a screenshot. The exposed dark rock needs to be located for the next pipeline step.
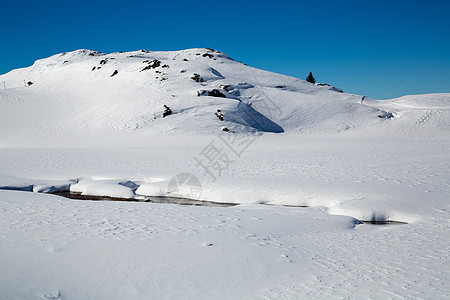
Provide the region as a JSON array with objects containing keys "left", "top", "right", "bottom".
[
  {"left": 92, "top": 66, "right": 96, "bottom": 71},
  {"left": 219, "top": 84, "right": 231, "bottom": 91},
  {"left": 87, "top": 51, "right": 102, "bottom": 57},
  {"left": 141, "top": 65, "right": 154, "bottom": 72},
  {"left": 198, "top": 89, "right": 226, "bottom": 98},
  {"left": 191, "top": 73, "right": 205, "bottom": 83},
  {"left": 202, "top": 53, "right": 214, "bottom": 58},
  {"left": 215, "top": 109, "right": 224, "bottom": 121},
  {"left": 221, "top": 127, "right": 235, "bottom": 133},
  {"left": 110, "top": 70, "right": 118, "bottom": 77},
  {"left": 149, "top": 59, "right": 161, "bottom": 67},
  {"left": 275, "top": 85, "right": 284, "bottom": 89},
  {"left": 26, "top": 81, "right": 33, "bottom": 86},
  {"left": 163, "top": 105, "right": 172, "bottom": 118},
  {"left": 378, "top": 112, "right": 394, "bottom": 119},
  {"left": 183, "top": 58, "right": 188, "bottom": 61},
  {"left": 141, "top": 59, "right": 161, "bottom": 71},
  {"left": 161, "top": 64, "right": 169, "bottom": 68},
  {"left": 180, "top": 70, "right": 186, "bottom": 73},
  {"left": 63, "top": 60, "right": 69, "bottom": 64},
  {"left": 99, "top": 59, "right": 107, "bottom": 65},
  {"left": 209, "top": 90, "right": 226, "bottom": 98}
]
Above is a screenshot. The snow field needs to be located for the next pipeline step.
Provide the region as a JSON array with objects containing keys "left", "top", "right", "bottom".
[{"left": 1, "top": 190, "right": 449, "bottom": 299}]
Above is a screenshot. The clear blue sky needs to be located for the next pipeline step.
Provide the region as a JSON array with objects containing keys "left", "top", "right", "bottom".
[{"left": 1, "top": 0, "right": 449, "bottom": 99}]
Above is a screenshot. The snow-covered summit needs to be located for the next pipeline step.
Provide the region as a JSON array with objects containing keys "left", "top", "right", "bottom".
[{"left": 0, "top": 48, "right": 449, "bottom": 146}]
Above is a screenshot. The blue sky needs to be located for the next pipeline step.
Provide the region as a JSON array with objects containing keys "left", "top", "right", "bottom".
[{"left": 1, "top": 0, "right": 449, "bottom": 99}]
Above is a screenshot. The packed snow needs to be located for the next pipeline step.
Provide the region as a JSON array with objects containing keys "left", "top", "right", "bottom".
[{"left": 0, "top": 48, "right": 449, "bottom": 299}]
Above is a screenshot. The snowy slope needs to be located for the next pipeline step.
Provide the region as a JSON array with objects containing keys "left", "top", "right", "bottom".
[
  {"left": 0, "top": 48, "right": 423, "bottom": 146},
  {"left": 363, "top": 93, "right": 450, "bottom": 137}
]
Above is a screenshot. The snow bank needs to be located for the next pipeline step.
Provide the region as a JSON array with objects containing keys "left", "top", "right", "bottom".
[{"left": 70, "top": 178, "right": 136, "bottom": 199}]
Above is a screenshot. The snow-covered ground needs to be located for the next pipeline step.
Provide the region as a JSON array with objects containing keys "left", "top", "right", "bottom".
[
  {"left": 0, "top": 49, "right": 449, "bottom": 299},
  {"left": 1, "top": 190, "right": 448, "bottom": 299}
]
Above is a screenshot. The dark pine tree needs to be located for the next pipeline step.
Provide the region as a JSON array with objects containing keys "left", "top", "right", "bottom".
[{"left": 306, "top": 72, "right": 316, "bottom": 84}]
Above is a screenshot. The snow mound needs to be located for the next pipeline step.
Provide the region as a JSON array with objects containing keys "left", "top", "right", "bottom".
[{"left": 70, "top": 178, "right": 137, "bottom": 199}]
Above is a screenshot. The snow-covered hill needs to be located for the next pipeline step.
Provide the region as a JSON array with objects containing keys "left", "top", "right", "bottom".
[
  {"left": 1, "top": 49, "right": 450, "bottom": 299},
  {"left": 3, "top": 48, "right": 447, "bottom": 146}
]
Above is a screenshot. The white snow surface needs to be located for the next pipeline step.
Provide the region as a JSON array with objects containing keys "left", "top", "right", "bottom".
[{"left": 0, "top": 48, "right": 449, "bottom": 299}]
